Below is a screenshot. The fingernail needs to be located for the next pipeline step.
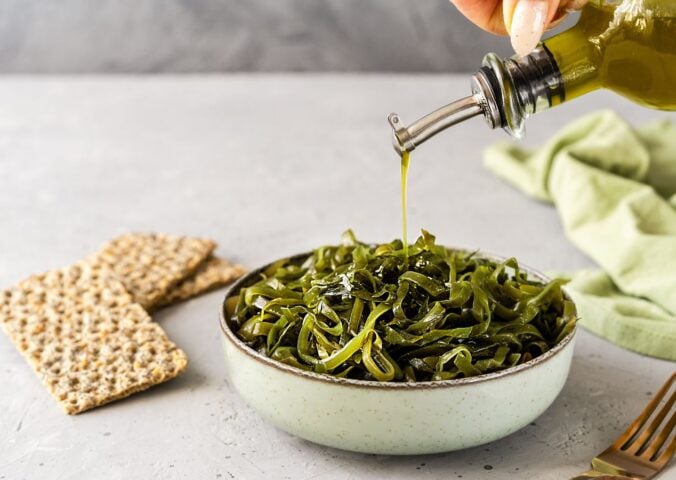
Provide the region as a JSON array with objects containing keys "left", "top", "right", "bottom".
[{"left": 509, "top": 0, "right": 549, "bottom": 57}]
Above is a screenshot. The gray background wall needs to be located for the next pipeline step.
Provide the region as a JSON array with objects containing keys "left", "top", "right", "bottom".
[{"left": 0, "top": 0, "right": 517, "bottom": 73}]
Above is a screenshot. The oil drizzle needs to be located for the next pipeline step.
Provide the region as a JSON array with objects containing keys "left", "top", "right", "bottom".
[{"left": 401, "top": 151, "right": 410, "bottom": 259}]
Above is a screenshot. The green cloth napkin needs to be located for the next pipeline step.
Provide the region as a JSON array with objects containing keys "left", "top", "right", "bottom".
[{"left": 484, "top": 110, "right": 676, "bottom": 361}]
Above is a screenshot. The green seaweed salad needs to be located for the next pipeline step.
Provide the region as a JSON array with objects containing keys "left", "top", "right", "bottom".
[{"left": 227, "top": 230, "right": 576, "bottom": 382}]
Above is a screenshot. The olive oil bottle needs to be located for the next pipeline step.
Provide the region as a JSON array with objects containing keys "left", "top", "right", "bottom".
[
  {"left": 546, "top": 0, "right": 675, "bottom": 109},
  {"left": 388, "top": 0, "right": 676, "bottom": 154}
]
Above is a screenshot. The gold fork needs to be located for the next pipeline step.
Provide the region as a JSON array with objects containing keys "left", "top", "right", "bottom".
[{"left": 571, "top": 372, "right": 675, "bottom": 479}]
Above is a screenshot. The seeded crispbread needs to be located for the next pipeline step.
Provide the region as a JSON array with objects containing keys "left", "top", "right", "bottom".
[
  {"left": 154, "top": 256, "right": 246, "bottom": 310},
  {"left": 91, "top": 233, "right": 215, "bottom": 310},
  {"left": 0, "top": 262, "right": 188, "bottom": 414}
]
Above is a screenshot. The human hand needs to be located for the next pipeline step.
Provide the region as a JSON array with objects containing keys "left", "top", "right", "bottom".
[{"left": 450, "top": 0, "right": 588, "bottom": 56}]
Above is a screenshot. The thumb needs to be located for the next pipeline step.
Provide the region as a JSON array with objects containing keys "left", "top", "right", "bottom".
[{"left": 504, "top": 0, "right": 561, "bottom": 56}]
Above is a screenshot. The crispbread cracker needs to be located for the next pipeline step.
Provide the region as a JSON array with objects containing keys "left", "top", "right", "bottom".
[
  {"left": 0, "top": 262, "right": 188, "bottom": 414},
  {"left": 92, "top": 233, "right": 215, "bottom": 310},
  {"left": 155, "top": 256, "right": 246, "bottom": 310}
]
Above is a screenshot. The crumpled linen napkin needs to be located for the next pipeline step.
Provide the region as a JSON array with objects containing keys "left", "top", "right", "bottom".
[{"left": 484, "top": 110, "right": 676, "bottom": 361}]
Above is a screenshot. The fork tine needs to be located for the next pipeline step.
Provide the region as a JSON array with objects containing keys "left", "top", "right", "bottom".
[
  {"left": 625, "top": 390, "right": 676, "bottom": 455},
  {"left": 617, "top": 373, "right": 675, "bottom": 453},
  {"left": 642, "top": 410, "right": 675, "bottom": 465}
]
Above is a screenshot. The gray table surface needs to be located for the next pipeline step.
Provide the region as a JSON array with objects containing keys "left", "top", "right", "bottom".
[{"left": 0, "top": 75, "right": 673, "bottom": 480}]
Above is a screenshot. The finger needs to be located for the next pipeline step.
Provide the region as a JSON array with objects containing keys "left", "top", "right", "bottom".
[
  {"left": 504, "top": 0, "right": 562, "bottom": 56},
  {"left": 549, "top": 0, "right": 588, "bottom": 25},
  {"left": 561, "top": 0, "right": 588, "bottom": 11},
  {"left": 449, "top": 0, "right": 507, "bottom": 35}
]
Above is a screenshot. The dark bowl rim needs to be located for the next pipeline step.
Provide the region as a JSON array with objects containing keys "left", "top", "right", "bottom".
[{"left": 219, "top": 249, "right": 577, "bottom": 390}]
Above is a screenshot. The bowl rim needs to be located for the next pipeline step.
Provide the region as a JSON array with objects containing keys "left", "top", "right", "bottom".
[{"left": 219, "top": 249, "right": 577, "bottom": 390}]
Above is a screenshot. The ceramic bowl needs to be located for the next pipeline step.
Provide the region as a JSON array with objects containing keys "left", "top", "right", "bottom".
[{"left": 220, "top": 252, "right": 577, "bottom": 455}]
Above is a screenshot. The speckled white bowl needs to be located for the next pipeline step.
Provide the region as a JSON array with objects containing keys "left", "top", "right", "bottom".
[{"left": 220, "top": 252, "right": 576, "bottom": 455}]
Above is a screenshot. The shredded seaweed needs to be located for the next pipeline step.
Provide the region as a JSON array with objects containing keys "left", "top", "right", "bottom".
[{"left": 227, "top": 230, "right": 576, "bottom": 382}]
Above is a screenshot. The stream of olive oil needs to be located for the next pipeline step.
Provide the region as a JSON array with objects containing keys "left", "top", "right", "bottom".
[{"left": 401, "top": 151, "right": 410, "bottom": 258}]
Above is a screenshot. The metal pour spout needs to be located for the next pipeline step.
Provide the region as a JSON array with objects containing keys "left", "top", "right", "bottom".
[
  {"left": 387, "top": 46, "right": 566, "bottom": 155},
  {"left": 387, "top": 95, "right": 484, "bottom": 155}
]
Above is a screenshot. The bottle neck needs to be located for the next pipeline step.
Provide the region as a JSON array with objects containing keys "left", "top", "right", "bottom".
[
  {"left": 472, "top": 45, "right": 567, "bottom": 139},
  {"left": 542, "top": 26, "right": 601, "bottom": 104}
]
